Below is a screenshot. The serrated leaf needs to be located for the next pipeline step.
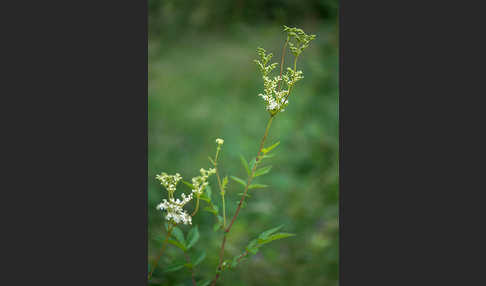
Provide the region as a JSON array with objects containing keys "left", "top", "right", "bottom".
[
  {"left": 182, "top": 180, "right": 195, "bottom": 189},
  {"left": 248, "top": 184, "right": 269, "bottom": 189},
  {"left": 230, "top": 176, "right": 247, "bottom": 187},
  {"left": 186, "top": 226, "right": 200, "bottom": 249},
  {"left": 171, "top": 227, "right": 186, "bottom": 246},
  {"left": 257, "top": 232, "right": 296, "bottom": 246},
  {"left": 208, "top": 156, "right": 216, "bottom": 166},
  {"left": 258, "top": 225, "right": 284, "bottom": 239},
  {"left": 254, "top": 165, "right": 272, "bottom": 177},
  {"left": 192, "top": 250, "right": 206, "bottom": 266},
  {"left": 167, "top": 239, "right": 187, "bottom": 251},
  {"left": 164, "top": 262, "right": 185, "bottom": 273},
  {"left": 239, "top": 154, "right": 250, "bottom": 176},
  {"left": 262, "top": 141, "right": 280, "bottom": 154}
]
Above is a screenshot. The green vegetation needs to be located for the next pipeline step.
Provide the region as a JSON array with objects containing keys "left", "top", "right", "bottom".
[{"left": 149, "top": 2, "right": 338, "bottom": 285}]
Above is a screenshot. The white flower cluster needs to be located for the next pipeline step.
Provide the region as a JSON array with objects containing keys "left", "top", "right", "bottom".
[
  {"left": 216, "top": 138, "right": 224, "bottom": 145},
  {"left": 156, "top": 193, "right": 193, "bottom": 225},
  {"left": 191, "top": 168, "right": 216, "bottom": 196},
  {"left": 257, "top": 68, "right": 303, "bottom": 114},
  {"left": 155, "top": 172, "right": 193, "bottom": 225},
  {"left": 254, "top": 26, "right": 315, "bottom": 116},
  {"left": 155, "top": 172, "right": 182, "bottom": 193},
  {"left": 283, "top": 25, "right": 317, "bottom": 57}
]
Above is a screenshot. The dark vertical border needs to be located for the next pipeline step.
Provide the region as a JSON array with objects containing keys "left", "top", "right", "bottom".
[
  {"left": 3, "top": 0, "right": 148, "bottom": 284},
  {"left": 339, "top": 0, "right": 479, "bottom": 285}
]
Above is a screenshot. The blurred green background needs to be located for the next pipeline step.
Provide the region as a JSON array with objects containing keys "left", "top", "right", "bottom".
[{"left": 148, "top": 1, "right": 338, "bottom": 285}]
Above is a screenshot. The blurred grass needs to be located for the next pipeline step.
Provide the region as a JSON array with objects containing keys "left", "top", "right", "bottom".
[{"left": 149, "top": 22, "right": 338, "bottom": 286}]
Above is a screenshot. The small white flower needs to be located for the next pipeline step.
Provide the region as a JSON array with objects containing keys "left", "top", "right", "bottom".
[
  {"left": 156, "top": 194, "right": 193, "bottom": 225},
  {"left": 191, "top": 167, "right": 216, "bottom": 196},
  {"left": 216, "top": 138, "right": 224, "bottom": 145},
  {"left": 156, "top": 172, "right": 182, "bottom": 193}
]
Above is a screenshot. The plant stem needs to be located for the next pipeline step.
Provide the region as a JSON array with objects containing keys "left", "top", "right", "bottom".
[
  {"left": 182, "top": 251, "right": 197, "bottom": 286},
  {"left": 279, "top": 54, "right": 300, "bottom": 113},
  {"left": 148, "top": 224, "right": 174, "bottom": 280},
  {"left": 191, "top": 197, "right": 200, "bottom": 217},
  {"left": 214, "top": 145, "right": 226, "bottom": 227},
  {"left": 210, "top": 116, "right": 274, "bottom": 286},
  {"left": 236, "top": 250, "right": 249, "bottom": 263},
  {"left": 277, "top": 38, "right": 289, "bottom": 92},
  {"left": 221, "top": 193, "right": 226, "bottom": 227}
]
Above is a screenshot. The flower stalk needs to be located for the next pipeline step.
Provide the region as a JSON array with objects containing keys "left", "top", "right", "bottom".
[{"left": 148, "top": 223, "right": 174, "bottom": 280}]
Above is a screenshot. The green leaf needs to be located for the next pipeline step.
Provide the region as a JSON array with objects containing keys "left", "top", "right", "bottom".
[
  {"left": 247, "top": 238, "right": 258, "bottom": 250},
  {"left": 167, "top": 239, "right": 186, "bottom": 251},
  {"left": 248, "top": 184, "right": 269, "bottom": 189},
  {"left": 203, "top": 206, "right": 217, "bottom": 215},
  {"left": 230, "top": 176, "right": 247, "bottom": 187},
  {"left": 247, "top": 247, "right": 259, "bottom": 255},
  {"left": 231, "top": 256, "right": 239, "bottom": 268},
  {"left": 213, "top": 215, "right": 223, "bottom": 231},
  {"left": 206, "top": 185, "right": 212, "bottom": 200},
  {"left": 198, "top": 279, "right": 211, "bottom": 286},
  {"left": 192, "top": 250, "right": 206, "bottom": 266},
  {"left": 171, "top": 227, "right": 186, "bottom": 246},
  {"left": 258, "top": 225, "right": 284, "bottom": 239},
  {"left": 164, "top": 262, "right": 185, "bottom": 273},
  {"left": 186, "top": 226, "right": 200, "bottom": 249},
  {"left": 236, "top": 200, "right": 248, "bottom": 208},
  {"left": 184, "top": 262, "right": 193, "bottom": 269},
  {"left": 249, "top": 158, "right": 257, "bottom": 171},
  {"left": 208, "top": 156, "right": 216, "bottom": 166},
  {"left": 199, "top": 195, "right": 210, "bottom": 202},
  {"left": 182, "top": 180, "right": 195, "bottom": 189},
  {"left": 239, "top": 154, "right": 250, "bottom": 176},
  {"left": 258, "top": 232, "right": 296, "bottom": 246},
  {"left": 260, "top": 153, "right": 276, "bottom": 160},
  {"left": 262, "top": 141, "right": 280, "bottom": 154},
  {"left": 237, "top": 192, "right": 251, "bottom": 198},
  {"left": 254, "top": 165, "right": 272, "bottom": 177}
]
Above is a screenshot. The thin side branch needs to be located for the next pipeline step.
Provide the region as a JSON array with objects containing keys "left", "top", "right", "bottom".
[
  {"left": 183, "top": 251, "right": 197, "bottom": 286},
  {"left": 148, "top": 224, "right": 174, "bottom": 280},
  {"left": 210, "top": 116, "right": 274, "bottom": 286}
]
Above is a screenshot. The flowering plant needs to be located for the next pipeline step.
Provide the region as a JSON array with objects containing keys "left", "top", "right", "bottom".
[{"left": 149, "top": 26, "right": 316, "bottom": 285}]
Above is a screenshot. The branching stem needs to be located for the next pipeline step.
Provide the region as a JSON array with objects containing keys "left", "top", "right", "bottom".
[
  {"left": 277, "top": 38, "right": 289, "bottom": 92},
  {"left": 210, "top": 115, "right": 274, "bottom": 286}
]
